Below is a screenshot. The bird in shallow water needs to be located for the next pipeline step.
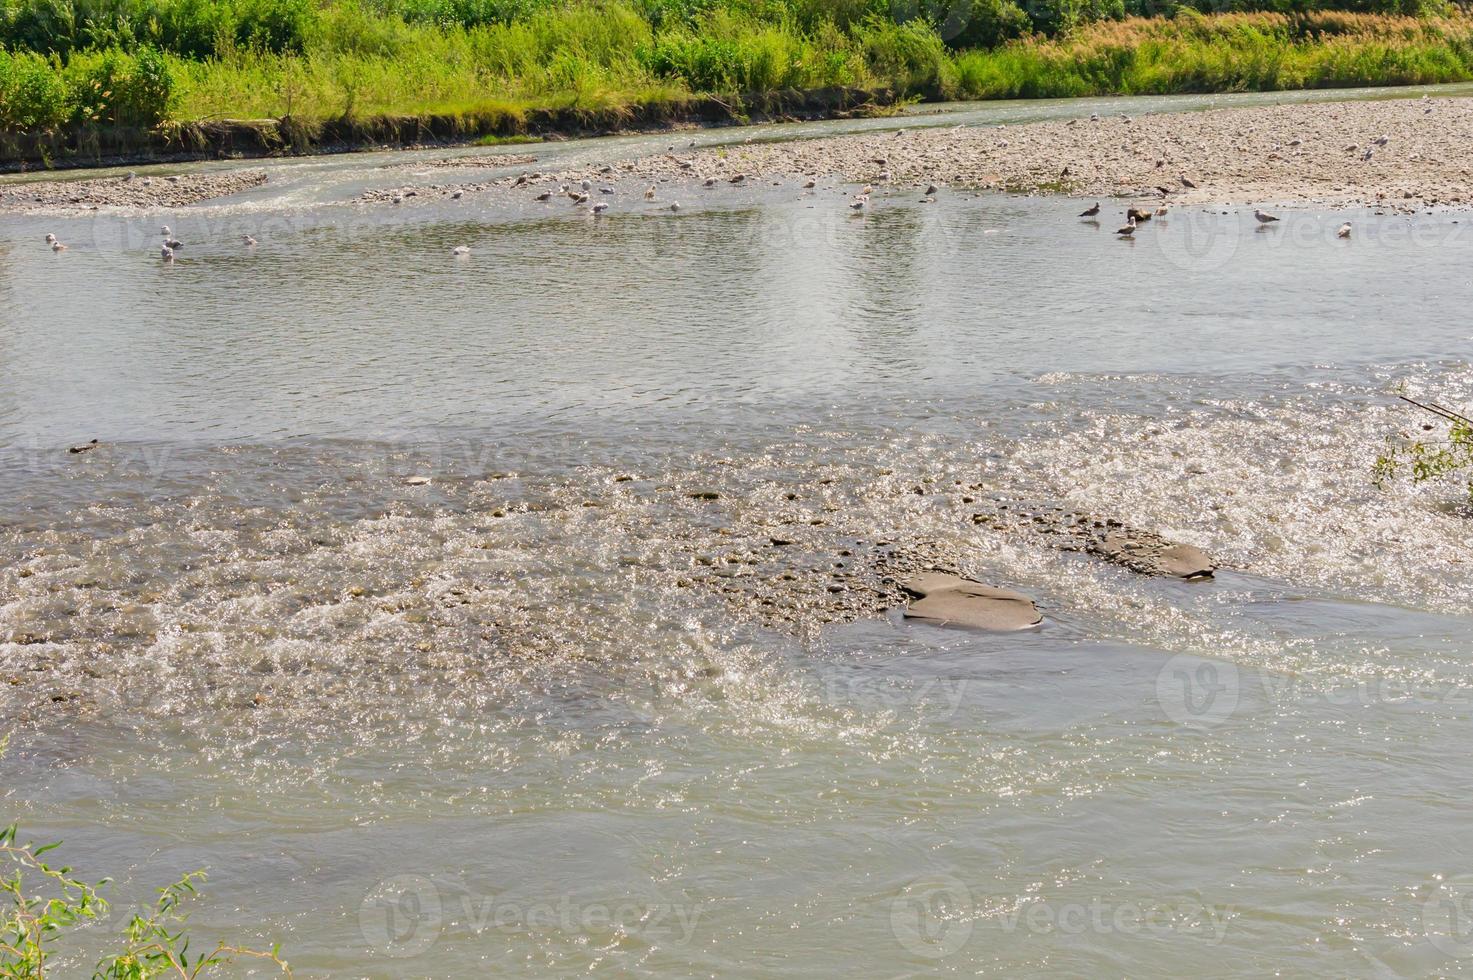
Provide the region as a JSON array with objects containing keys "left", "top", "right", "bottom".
[
  {"left": 849, "top": 197, "right": 867, "bottom": 211},
  {"left": 160, "top": 225, "right": 171, "bottom": 236},
  {"left": 591, "top": 202, "right": 609, "bottom": 214},
  {"left": 51, "top": 241, "right": 68, "bottom": 251},
  {"left": 1079, "top": 202, "right": 1100, "bottom": 217},
  {"left": 1116, "top": 217, "right": 1137, "bottom": 237},
  {"left": 242, "top": 234, "right": 257, "bottom": 246},
  {"left": 1254, "top": 209, "right": 1280, "bottom": 224},
  {"left": 44, "top": 233, "right": 56, "bottom": 244},
  {"left": 452, "top": 245, "right": 470, "bottom": 255},
  {"left": 704, "top": 178, "right": 717, "bottom": 187},
  {"left": 451, "top": 190, "right": 463, "bottom": 199},
  {"left": 669, "top": 202, "right": 680, "bottom": 212},
  {"left": 535, "top": 191, "right": 552, "bottom": 201},
  {"left": 69, "top": 439, "right": 99, "bottom": 454},
  {"left": 925, "top": 184, "right": 938, "bottom": 196},
  {"left": 1337, "top": 221, "right": 1352, "bottom": 238},
  {"left": 803, "top": 179, "right": 817, "bottom": 189},
  {"left": 644, "top": 186, "right": 656, "bottom": 200},
  {"left": 160, "top": 245, "right": 174, "bottom": 261},
  {"left": 164, "top": 237, "right": 183, "bottom": 249}
]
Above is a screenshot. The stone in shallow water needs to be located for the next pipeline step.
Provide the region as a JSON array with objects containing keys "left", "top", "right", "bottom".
[
  {"left": 1087, "top": 530, "right": 1215, "bottom": 580},
  {"left": 900, "top": 573, "right": 1042, "bottom": 631}
]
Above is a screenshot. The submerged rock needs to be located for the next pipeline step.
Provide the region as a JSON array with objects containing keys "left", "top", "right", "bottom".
[
  {"left": 900, "top": 573, "right": 1042, "bottom": 631},
  {"left": 1086, "top": 529, "right": 1215, "bottom": 580}
]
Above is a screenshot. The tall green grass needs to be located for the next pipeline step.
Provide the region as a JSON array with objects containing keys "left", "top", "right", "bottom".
[
  {"left": 1, "top": 1, "right": 1472, "bottom": 135},
  {"left": 951, "top": 11, "right": 1473, "bottom": 98}
]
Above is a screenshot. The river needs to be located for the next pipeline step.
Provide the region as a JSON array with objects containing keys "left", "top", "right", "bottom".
[{"left": 3, "top": 87, "right": 1473, "bottom": 977}]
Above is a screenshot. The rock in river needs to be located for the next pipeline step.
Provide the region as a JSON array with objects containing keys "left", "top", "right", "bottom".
[
  {"left": 1086, "top": 529, "right": 1215, "bottom": 580},
  {"left": 900, "top": 573, "right": 1043, "bottom": 631}
]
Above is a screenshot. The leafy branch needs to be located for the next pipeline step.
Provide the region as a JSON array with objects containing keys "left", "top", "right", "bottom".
[{"left": 1374, "top": 393, "right": 1473, "bottom": 502}]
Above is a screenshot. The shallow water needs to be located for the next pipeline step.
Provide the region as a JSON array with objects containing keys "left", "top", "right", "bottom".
[{"left": 5, "top": 88, "right": 1473, "bottom": 977}]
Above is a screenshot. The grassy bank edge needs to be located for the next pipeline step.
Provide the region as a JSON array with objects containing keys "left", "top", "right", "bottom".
[{"left": 0, "top": 85, "right": 908, "bottom": 172}]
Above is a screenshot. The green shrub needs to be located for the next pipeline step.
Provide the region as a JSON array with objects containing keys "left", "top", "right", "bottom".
[
  {"left": 65, "top": 47, "right": 177, "bottom": 125},
  {"left": 0, "top": 49, "right": 68, "bottom": 129}
]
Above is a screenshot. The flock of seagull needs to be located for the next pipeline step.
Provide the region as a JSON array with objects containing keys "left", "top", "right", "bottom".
[
  {"left": 1080, "top": 173, "right": 1352, "bottom": 240},
  {"left": 43, "top": 224, "right": 258, "bottom": 259}
]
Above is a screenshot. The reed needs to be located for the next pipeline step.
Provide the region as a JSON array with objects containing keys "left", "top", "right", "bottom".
[{"left": 2, "top": 1, "right": 1473, "bottom": 144}]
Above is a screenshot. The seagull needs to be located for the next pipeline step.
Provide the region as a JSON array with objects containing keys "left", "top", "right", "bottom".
[
  {"left": 599, "top": 186, "right": 615, "bottom": 194},
  {"left": 1155, "top": 205, "right": 1168, "bottom": 216},
  {"left": 391, "top": 194, "right": 403, "bottom": 205},
  {"left": 51, "top": 241, "right": 68, "bottom": 251},
  {"left": 849, "top": 198, "right": 867, "bottom": 211},
  {"left": 1079, "top": 202, "right": 1100, "bottom": 217},
  {"left": 1155, "top": 185, "right": 1173, "bottom": 197},
  {"left": 160, "top": 225, "right": 171, "bottom": 236},
  {"left": 581, "top": 179, "right": 591, "bottom": 191},
  {"left": 924, "top": 184, "right": 938, "bottom": 195},
  {"left": 242, "top": 234, "right": 257, "bottom": 246},
  {"left": 1373, "top": 135, "right": 1389, "bottom": 146},
  {"left": 728, "top": 174, "right": 746, "bottom": 184},
  {"left": 1179, "top": 176, "right": 1197, "bottom": 189},
  {"left": 452, "top": 245, "right": 470, "bottom": 256},
  {"left": 669, "top": 202, "right": 680, "bottom": 211},
  {"left": 877, "top": 170, "right": 891, "bottom": 181},
  {"left": 1337, "top": 221, "right": 1352, "bottom": 238},
  {"left": 535, "top": 191, "right": 551, "bottom": 201},
  {"left": 1361, "top": 147, "right": 1374, "bottom": 161},
  {"left": 802, "top": 179, "right": 816, "bottom": 189},
  {"left": 1116, "top": 217, "right": 1137, "bottom": 237},
  {"left": 164, "top": 237, "right": 182, "bottom": 249},
  {"left": 644, "top": 186, "right": 656, "bottom": 200},
  {"left": 451, "top": 190, "right": 463, "bottom": 199},
  {"left": 1090, "top": 112, "right": 1100, "bottom": 121},
  {"left": 572, "top": 193, "right": 589, "bottom": 205},
  {"left": 704, "top": 178, "right": 717, "bottom": 187},
  {"left": 44, "top": 233, "right": 56, "bottom": 244},
  {"left": 69, "top": 439, "right": 99, "bottom": 454},
  {"left": 1254, "top": 209, "right": 1280, "bottom": 223},
  {"left": 591, "top": 202, "right": 609, "bottom": 214},
  {"left": 160, "top": 245, "right": 174, "bottom": 261}
]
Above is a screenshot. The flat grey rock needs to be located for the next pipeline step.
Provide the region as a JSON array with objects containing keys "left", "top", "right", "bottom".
[
  {"left": 1087, "top": 530, "right": 1215, "bottom": 580},
  {"left": 901, "top": 573, "right": 1042, "bottom": 631}
]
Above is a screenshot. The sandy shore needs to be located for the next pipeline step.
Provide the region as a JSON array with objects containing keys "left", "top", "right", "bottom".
[
  {"left": 517, "top": 94, "right": 1472, "bottom": 212},
  {"left": 0, "top": 168, "right": 267, "bottom": 212}
]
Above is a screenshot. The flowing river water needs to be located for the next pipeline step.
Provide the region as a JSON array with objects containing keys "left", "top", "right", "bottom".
[{"left": 4, "top": 87, "right": 1473, "bottom": 976}]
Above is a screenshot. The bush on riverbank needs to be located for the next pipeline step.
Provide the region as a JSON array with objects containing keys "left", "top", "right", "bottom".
[
  {"left": 0, "top": 46, "right": 175, "bottom": 129},
  {"left": 0, "top": 0, "right": 1472, "bottom": 140}
]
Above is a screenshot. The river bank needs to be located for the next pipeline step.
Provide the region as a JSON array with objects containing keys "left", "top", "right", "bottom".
[{"left": 570, "top": 93, "right": 1473, "bottom": 212}]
